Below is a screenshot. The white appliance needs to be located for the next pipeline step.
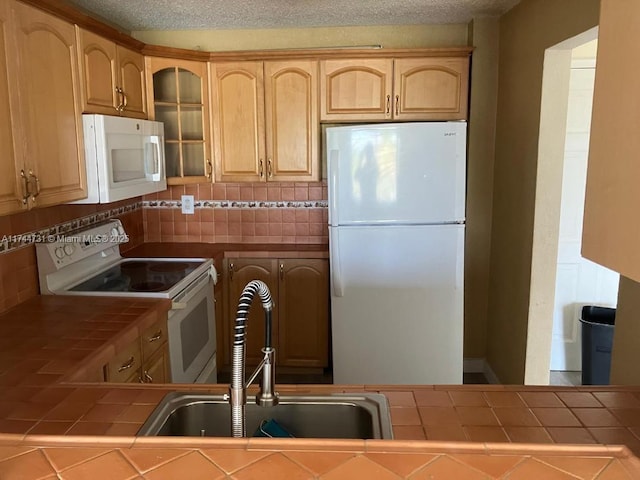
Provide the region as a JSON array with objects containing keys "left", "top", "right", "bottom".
[
  {"left": 36, "top": 220, "right": 217, "bottom": 384},
  {"left": 75, "top": 114, "right": 167, "bottom": 204},
  {"left": 327, "top": 122, "right": 466, "bottom": 385}
]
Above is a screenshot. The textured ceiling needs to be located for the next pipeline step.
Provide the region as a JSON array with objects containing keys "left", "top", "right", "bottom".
[{"left": 66, "top": 0, "right": 521, "bottom": 32}]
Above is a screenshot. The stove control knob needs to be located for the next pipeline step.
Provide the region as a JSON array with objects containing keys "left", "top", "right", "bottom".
[
  {"left": 54, "top": 247, "right": 64, "bottom": 259},
  {"left": 63, "top": 244, "right": 75, "bottom": 256}
]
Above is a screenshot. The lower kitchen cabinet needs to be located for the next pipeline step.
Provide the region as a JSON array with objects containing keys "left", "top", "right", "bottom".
[
  {"left": 141, "top": 345, "right": 170, "bottom": 384},
  {"left": 221, "top": 257, "right": 329, "bottom": 370},
  {"left": 103, "top": 315, "right": 170, "bottom": 383},
  {"left": 278, "top": 259, "right": 329, "bottom": 368}
]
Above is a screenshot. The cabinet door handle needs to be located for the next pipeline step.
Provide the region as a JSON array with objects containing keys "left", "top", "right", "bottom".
[
  {"left": 386, "top": 95, "right": 390, "bottom": 114},
  {"left": 121, "top": 88, "right": 128, "bottom": 110},
  {"left": 259, "top": 159, "right": 264, "bottom": 178},
  {"left": 148, "top": 330, "right": 162, "bottom": 342},
  {"left": 28, "top": 170, "right": 40, "bottom": 201},
  {"left": 20, "top": 170, "right": 31, "bottom": 204},
  {"left": 280, "top": 263, "right": 284, "bottom": 280},
  {"left": 395, "top": 95, "right": 400, "bottom": 116},
  {"left": 115, "top": 86, "right": 123, "bottom": 111},
  {"left": 206, "top": 159, "right": 212, "bottom": 179},
  {"left": 229, "top": 262, "right": 234, "bottom": 281},
  {"left": 118, "top": 356, "right": 135, "bottom": 372},
  {"left": 268, "top": 158, "right": 273, "bottom": 178},
  {"left": 143, "top": 371, "right": 153, "bottom": 383}
]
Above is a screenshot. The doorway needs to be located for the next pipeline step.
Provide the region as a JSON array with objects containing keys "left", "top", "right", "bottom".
[
  {"left": 524, "top": 27, "right": 619, "bottom": 385},
  {"left": 549, "top": 40, "right": 619, "bottom": 385}
]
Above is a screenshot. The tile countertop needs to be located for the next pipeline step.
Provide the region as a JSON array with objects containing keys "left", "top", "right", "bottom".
[
  {"left": 2, "top": 297, "right": 640, "bottom": 478},
  {"left": 123, "top": 242, "right": 329, "bottom": 264}
]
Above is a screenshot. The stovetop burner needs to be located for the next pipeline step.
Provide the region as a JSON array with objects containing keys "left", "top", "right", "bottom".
[{"left": 69, "top": 259, "right": 206, "bottom": 294}]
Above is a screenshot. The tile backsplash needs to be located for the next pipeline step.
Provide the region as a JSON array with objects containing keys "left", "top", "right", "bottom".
[
  {"left": 0, "top": 182, "right": 328, "bottom": 314},
  {"left": 143, "top": 182, "right": 329, "bottom": 244},
  {"left": 0, "top": 200, "right": 143, "bottom": 314}
]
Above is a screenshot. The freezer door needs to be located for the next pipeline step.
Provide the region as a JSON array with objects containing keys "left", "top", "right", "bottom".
[
  {"left": 330, "top": 224, "right": 464, "bottom": 384},
  {"left": 327, "top": 122, "right": 466, "bottom": 226}
]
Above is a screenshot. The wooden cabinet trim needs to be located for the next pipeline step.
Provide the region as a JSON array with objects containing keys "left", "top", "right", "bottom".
[{"left": 144, "top": 43, "right": 472, "bottom": 62}]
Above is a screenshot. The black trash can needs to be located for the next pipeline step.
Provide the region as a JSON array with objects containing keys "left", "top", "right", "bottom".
[{"left": 580, "top": 305, "right": 616, "bottom": 385}]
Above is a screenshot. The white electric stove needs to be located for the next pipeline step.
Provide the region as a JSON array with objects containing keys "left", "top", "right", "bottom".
[{"left": 35, "top": 219, "right": 217, "bottom": 384}]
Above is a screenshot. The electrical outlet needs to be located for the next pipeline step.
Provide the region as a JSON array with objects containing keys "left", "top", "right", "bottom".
[{"left": 181, "top": 195, "right": 195, "bottom": 214}]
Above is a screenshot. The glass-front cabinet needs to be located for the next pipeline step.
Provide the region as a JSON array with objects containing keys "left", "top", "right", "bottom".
[{"left": 145, "top": 58, "right": 211, "bottom": 184}]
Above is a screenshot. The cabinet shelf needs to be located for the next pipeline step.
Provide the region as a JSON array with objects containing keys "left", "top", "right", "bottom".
[{"left": 146, "top": 58, "right": 211, "bottom": 183}]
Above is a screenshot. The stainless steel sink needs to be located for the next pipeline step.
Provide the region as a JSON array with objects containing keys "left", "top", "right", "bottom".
[{"left": 137, "top": 393, "right": 394, "bottom": 439}]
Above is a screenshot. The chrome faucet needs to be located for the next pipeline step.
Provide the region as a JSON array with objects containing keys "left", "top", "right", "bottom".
[{"left": 229, "top": 279, "right": 278, "bottom": 437}]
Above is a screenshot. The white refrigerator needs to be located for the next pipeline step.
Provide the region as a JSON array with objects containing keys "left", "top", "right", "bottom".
[{"left": 327, "top": 122, "right": 466, "bottom": 385}]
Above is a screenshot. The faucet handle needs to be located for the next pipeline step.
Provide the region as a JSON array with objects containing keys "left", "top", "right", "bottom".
[{"left": 256, "top": 347, "right": 278, "bottom": 407}]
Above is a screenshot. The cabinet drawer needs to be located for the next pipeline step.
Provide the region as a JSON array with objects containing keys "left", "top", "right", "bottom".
[
  {"left": 106, "top": 339, "right": 142, "bottom": 383},
  {"left": 141, "top": 316, "right": 167, "bottom": 360}
]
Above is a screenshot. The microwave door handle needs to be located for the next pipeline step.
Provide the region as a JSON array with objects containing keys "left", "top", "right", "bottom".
[{"left": 148, "top": 135, "right": 162, "bottom": 181}]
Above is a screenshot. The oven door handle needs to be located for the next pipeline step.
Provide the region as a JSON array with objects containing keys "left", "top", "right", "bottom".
[{"left": 172, "top": 301, "right": 188, "bottom": 309}]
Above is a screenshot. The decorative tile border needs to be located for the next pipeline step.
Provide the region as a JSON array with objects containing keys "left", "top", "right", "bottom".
[
  {"left": 0, "top": 202, "right": 142, "bottom": 255},
  {"left": 144, "top": 200, "right": 328, "bottom": 209}
]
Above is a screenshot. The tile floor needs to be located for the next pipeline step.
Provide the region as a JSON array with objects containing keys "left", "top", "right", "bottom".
[{"left": 550, "top": 371, "right": 582, "bottom": 386}]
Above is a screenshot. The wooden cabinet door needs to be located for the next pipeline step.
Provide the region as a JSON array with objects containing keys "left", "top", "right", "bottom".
[
  {"left": 147, "top": 57, "right": 211, "bottom": 183},
  {"left": 142, "top": 345, "right": 169, "bottom": 384},
  {"left": 10, "top": 2, "right": 87, "bottom": 207},
  {"left": 211, "top": 62, "right": 265, "bottom": 182},
  {"left": 78, "top": 30, "right": 146, "bottom": 119},
  {"left": 582, "top": 1, "right": 640, "bottom": 281},
  {"left": 0, "top": 1, "right": 25, "bottom": 216},
  {"left": 265, "top": 60, "right": 319, "bottom": 182},
  {"left": 278, "top": 259, "right": 329, "bottom": 368},
  {"left": 117, "top": 45, "right": 146, "bottom": 119},
  {"left": 224, "top": 258, "right": 278, "bottom": 366},
  {"left": 393, "top": 57, "right": 469, "bottom": 120},
  {"left": 320, "top": 59, "right": 393, "bottom": 121},
  {"left": 77, "top": 28, "right": 118, "bottom": 115}
]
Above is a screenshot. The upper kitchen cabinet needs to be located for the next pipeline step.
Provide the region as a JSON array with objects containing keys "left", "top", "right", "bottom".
[
  {"left": 582, "top": 0, "right": 640, "bottom": 282},
  {"left": 146, "top": 57, "right": 211, "bottom": 184},
  {"left": 320, "top": 57, "right": 469, "bottom": 121},
  {"left": 211, "top": 60, "right": 319, "bottom": 182},
  {"left": 0, "top": 0, "right": 25, "bottom": 216},
  {"left": 320, "top": 58, "right": 393, "bottom": 121},
  {"left": 211, "top": 61, "right": 265, "bottom": 183},
  {"left": 5, "top": 1, "right": 87, "bottom": 208},
  {"left": 77, "top": 28, "right": 147, "bottom": 119},
  {"left": 393, "top": 57, "right": 469, "bottom": 121}
]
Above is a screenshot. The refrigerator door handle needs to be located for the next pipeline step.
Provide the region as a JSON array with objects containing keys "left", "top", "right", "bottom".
[
  {"left": 330, "top": 229, "right": 344, "bottom": 297},
  {"left": 329, "top": 150, "right": 339, "bottom": 225}
]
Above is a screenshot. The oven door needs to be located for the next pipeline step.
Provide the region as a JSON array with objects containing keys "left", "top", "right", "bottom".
[{"left": 167, "top": 272, "right": 216, "bottom": 383}]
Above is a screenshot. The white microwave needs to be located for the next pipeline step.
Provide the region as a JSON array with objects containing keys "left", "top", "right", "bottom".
[{"left": 74, "top": 114, "right": 167, "bottom": 204}]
